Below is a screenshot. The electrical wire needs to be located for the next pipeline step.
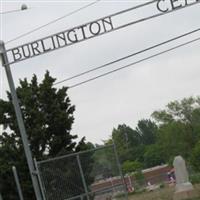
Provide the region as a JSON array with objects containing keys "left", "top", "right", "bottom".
[
  {"left": 67, "top": 36, "right": 200, "bottom": 89},
  {"left": 5, "top": 0, "right": 157, "bottom": 45},
  {"left": 0, "top": 9, "right": 24, "bottom": 15},
  {"left": 53, "top": 27, "right": 200, "bottom": 86},
  {"left": 5, "top": 0, "right": 101, "bottom": 44},
  {"left": 5, "top": 0, "right": 200, "bottom": 66}
]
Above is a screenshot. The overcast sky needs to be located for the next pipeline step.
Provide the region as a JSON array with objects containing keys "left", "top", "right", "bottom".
[{"left": 1, "top": 0, "right": 200, "bottom": 144}]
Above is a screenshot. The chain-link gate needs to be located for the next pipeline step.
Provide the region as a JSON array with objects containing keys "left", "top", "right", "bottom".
[{"left": 36, "top": 144, "right": 128, "bottom": 200}]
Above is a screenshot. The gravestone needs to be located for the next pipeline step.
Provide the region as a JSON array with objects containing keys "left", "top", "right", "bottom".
[{"left": 173, "top": 156, "right": 198, "bottom": 200}]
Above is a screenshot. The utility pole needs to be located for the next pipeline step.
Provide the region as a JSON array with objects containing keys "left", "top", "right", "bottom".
[{"left": 0, "top": 41, "right": 43, "bottom": 200}]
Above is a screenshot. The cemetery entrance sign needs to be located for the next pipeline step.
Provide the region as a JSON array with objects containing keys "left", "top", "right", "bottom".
[
  {"left": 4, "top": 0, "right": 199, "bottom": 65},
  {"left": 10, "top": 17, "right": 114, "bottom": 64},
  {"left": 0, "top": 0, "right": 199, "bottom": 199}
]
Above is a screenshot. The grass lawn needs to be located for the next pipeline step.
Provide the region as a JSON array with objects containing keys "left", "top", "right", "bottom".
[{"left": 127, "top": 184, "right": 200, "bottom": 200}]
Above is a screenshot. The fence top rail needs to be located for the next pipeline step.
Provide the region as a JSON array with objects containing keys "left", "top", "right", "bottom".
[{"left": 37, "top": 144, "right": 114, "bottom": 164}]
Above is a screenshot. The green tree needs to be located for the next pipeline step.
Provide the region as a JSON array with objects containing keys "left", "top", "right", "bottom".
[
  {"left": 91, "top": 145, "right": 119, "bottom": 179},
  {"left": 122, "top": 160, "right": 142, "bottom": 174},
  {"left": 152, "top": 96, "right": 200, "bottom": 162},
  {"left": 190, "top": 141, "right": 200, "bottom": 172},
  {"left": 111, "top": 124, "right": 140, "bottom": 162},
  {"left": 143, "top": 144, "right": 165, "bottom": 168},
  {"left": 158, "top": 121, "right": 193, "bottom": 161},
  {"left": 152, "top": 97, "right": 199, "bottom": 124},
  {"left": 136, "top": 119, "right": 158, "bottom": 145},
  {"left": 108, "top": 120, "right": 158, "bottom": 165},
  {"left": 0, "top": 72, "right": 90, "bottom": 200}
]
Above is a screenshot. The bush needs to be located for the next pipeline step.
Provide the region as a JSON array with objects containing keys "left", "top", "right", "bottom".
[
  {"left": 122, "top": 160, "right": 142, "bottom": 174},
  {"left": 190, "top": 141, "right": 200, "bottom": 172},
  {"left": 134, "top": 170, "right": 145, "bottom": 188},
  {"left": 190, "top": 173, "right": 200, "bottom": 184}
]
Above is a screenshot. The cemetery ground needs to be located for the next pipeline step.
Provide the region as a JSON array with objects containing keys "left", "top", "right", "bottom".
[{"left": 126, "top": 184, "right": 200, "bottom": 200}]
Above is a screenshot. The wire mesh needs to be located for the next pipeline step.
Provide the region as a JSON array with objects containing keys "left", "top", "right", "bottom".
[
  {"left": 124, "top": 172, "right": 173, "bottom": 193},
  {"left": 36, "top": 144, "right": 127, "bottom": 200}
]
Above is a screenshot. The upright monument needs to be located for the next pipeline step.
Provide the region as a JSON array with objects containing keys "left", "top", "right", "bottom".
[{"left": 173, "top": 156, "right": 198, "bottom": 200}]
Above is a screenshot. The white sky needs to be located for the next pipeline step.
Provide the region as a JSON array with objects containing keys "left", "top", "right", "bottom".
[{"left": 0, "top": 0, "right": 200, "bottom": 144}]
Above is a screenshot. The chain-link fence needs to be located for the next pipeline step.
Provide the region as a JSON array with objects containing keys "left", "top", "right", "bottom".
[
  {"left": 36, "top": 144, "right": 128, "bottom": 200},
  {"left": 125, "top": 173, "right": 169, "bottom": 191}
]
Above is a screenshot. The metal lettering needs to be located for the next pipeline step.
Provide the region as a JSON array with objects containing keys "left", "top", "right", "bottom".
[
  {"left": 41, "top": 40, "right": 52, "bottom": 53},
  {"left": 170, "top": 0, "right": 183, "bottom": 10},
  {"left": 50, "top": 36, "right": 56, "bottom": 49},
  {"left": 21, "top": 45, "right": 31, "bottom": 58},
  {"left": 30, "top": 42, "right": 41, "bottom": 55},
  {"left": 184, "top": 0, "right": 197, "bottom": 5},
  {"left": 102, "top": 17, "right": 114, "bottom": 32},
  {"left": 12, "top": 48, "right": 22, "bottom": 62},
  {"left": 185, "top": 0, "right": 189, "bottom": 5},
  {"left": 79, "top": 25, "right": 87, "bottom": 40},
  {"left": 67, "top": 30, "right": 78, "bottom": 43},
  {"left": 55, "top": 33, "right": 67, "bottom": 47},
  {"left": 89, "top": 22, "right": 101, "bottom": 35},
  {"left": 4, "top": 0, "right": 200, "bottom": 65},
  {"left": 157, "top": 0, "right": 169, "bottom": 12}
]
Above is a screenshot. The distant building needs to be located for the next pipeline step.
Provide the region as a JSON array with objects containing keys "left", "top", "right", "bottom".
[{"left": 91, "top": 164, "right": 173, "bottom": 195}]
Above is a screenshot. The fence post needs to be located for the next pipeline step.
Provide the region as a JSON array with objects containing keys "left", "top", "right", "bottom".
[
  {"left": 0, "top": 41, "right": 43, "bottom": 200},
  {"left": 0, "top": 193, "right": 3, "bottom": 200},
  {"left": 113, "top": 142, "right": 128, "bottom": 200},
  {"left": 76, "top": 154, "right": 90, "bottom": 200},
  {"left": 12, "top": 166, "right": 24, "bottom": 200},
  {"left": 33, "top": 158, "right": 47, "bottom": 200}
]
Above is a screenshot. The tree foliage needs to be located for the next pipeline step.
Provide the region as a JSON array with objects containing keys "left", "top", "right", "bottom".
[
  {"left": 122, "top": 160, "right": 142, "bottom": 174},
  {"left": 152, "top": 96, "right": 200, "bottom": 166},
  {"left": 1, "top": 73, "right": 200, "bottom": 200},
  {"left": 106, "top": 120, "right": 158, "bottom": 171},
  {"left": 111, "top": 124, "right": 140, "bottom": 163},
  {"left": 107, "top": 96, "right": 200, "bottom": 173},
  {"left": 190, "top": 141, "right": 200, "bottom": 172},
  {"left": 143, "top": 144, "right": 165, "bottom": 168},
  {"left": 136, "top": 119, "right": 158, "bottom": 145},
  {"left": 0, "top": 72, "right": 92, "bottom": 200}
]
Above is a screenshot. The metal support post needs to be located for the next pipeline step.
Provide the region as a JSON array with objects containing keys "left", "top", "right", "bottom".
[
  {"left": 12, "top": 166, "right": 24, "bottom": 200},
  {"left": 33, "top": 158, "right": 47, "bottom": 200},
  {"left": 0, "top": 41, "right": 43, "bottom": 200},
  {"left": 76, "top": 154, "right": 90, "bottom": 200},
  {"left": 113, "top": 142, "right": 128, "bottom": 200}
]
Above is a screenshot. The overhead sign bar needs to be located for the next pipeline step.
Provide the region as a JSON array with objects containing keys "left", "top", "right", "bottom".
[
  {"left": 4, "top": 0, "right": 200, "bottom": 65},
  {"left": 10, "top": 16, "right": 114, "bottom": 63}
]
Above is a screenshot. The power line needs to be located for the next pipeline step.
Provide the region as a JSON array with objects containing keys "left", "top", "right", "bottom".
[
  {"left": 5, "top": 0, "right": 199, "bottom": 65},
  {"left": 0, "top": 9, "right": 23, "bottom": 15},
  {"left": 5, "top": 0, "right": 157, "bottom": 45},
  {"left": 68, "top": 36, "right": 200, "bottom": 89},
  {"left": 5, "top": 0, "right": 158, "bottom": 45},
  {"left": 54, "top": 27, "right": 200, "bottom": 86},
  {"left": 0, "top": 4, "right": 29, "bottom": 14},
  {"left": 5, "top": 0, "right": 157, "bottom": 44},
  {"left": 5, "top": 0, "right": 101, "bottom": 44}
]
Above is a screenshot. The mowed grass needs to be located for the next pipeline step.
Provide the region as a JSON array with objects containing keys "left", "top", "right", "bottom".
[{"left": 127, "top": 184, "right": 200, "bottom": 200}]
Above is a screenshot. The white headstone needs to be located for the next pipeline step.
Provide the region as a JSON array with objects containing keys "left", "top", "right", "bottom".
[
  {"left": 173, "top": 156, "right": 193, "bottom": 193},
  {"left": 173, "top": 156, "right": 189, "bottom": 184}
]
